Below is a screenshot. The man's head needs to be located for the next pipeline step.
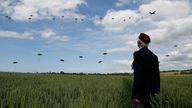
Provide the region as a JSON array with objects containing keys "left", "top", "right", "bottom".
[{"left": 137, "top": 33, "right": 151, "bottom": 48}]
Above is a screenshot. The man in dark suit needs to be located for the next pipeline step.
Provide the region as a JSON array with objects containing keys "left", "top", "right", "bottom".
[{"left": 132, "top": 33, "right": 160, "bottom": 108}]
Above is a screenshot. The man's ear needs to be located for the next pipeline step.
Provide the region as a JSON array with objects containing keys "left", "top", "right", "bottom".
[{"left": 137, "top": 41, "right": 142, "bottom": 46}]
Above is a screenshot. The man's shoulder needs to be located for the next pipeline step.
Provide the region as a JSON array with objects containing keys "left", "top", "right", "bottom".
[
  {"left": 135, "top": 48, "right": 147, "bottom": 54},
  {"left": 133, "top": 50, "right": 140, "bottom": 56},
  {"left": 135, "top": 48, "right": 158, "bottom": 57},
  {"left": 133, "top": 49, "right": 144, "bottom": 58}
]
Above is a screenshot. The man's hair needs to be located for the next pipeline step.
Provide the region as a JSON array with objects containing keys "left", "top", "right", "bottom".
[{"left": 138, "top": 39, "right": 149, "bottom": 48}]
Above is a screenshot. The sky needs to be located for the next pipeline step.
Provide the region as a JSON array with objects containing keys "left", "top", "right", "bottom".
[{"left": 0, "top": 0, "right": 192, "bottom": 73}]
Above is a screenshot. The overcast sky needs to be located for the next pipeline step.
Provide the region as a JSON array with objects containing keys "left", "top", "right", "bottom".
[{"left": 0, "top": 0, "right": 192, "bottom": 73}]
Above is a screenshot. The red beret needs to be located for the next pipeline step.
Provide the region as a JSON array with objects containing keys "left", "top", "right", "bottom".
[{"left": 138, "top": 33, "right": 151, "bottom": 43}]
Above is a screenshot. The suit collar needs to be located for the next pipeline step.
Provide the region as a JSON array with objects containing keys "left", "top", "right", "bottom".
[{"left": 139, "top": 47, "right": 148, "bottom": 50}]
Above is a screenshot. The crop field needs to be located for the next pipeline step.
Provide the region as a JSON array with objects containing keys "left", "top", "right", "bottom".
[{"left": 0, "top": 72, "right": 192, "bottom": 108}]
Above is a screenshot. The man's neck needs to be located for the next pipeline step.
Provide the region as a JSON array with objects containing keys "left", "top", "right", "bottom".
[{"left": 139, "top": 46, "right": 147, "bottom": 49}]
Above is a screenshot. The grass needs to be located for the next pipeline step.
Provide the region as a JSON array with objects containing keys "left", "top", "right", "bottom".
[
  {"left": 151, "top": 75, "right": 192, "bottom": 108},
  {"left": 0, "top": 72, "right": 192, "bottom": 108},
  {"left": 0, "top": 73, "right": 133, "bottom": 108}
]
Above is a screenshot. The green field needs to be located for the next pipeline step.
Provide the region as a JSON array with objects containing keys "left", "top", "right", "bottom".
[{"left": 0, "top": 73, "right": 192, "bottom": 108}]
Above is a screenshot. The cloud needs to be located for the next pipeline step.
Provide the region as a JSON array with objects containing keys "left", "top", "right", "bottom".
[
  {"left": 147, "top": 15, "right": 192, "bottom": 45},
  {"left": 85, "top": 27, "right": 92, "bottom": 32},
  {"left": 159, "top": 60, "right": 192, "bottom": 71},
  {"left": 40, "top": 28, "right": 69, "bottom": 42},
  {"left": 138, "top": 0, "right": 190, "bottom": 20},
  {"left": 160, "top": 43, "right": 192, "bottom": 61},
  {"left": 101, "top": 0, "right": 192, "bottom": 71},
  {"left": 0, "top": 30, "right": 34, "bottom": 39},
  {"left": 115, "top": 0, "right": 151, "bottom": 7},
  {"left": 107, "top": 46, "right": 131, "bottom": 53},
  {"left": 96, "top": 0, "right": 191, "bottom": 32},
  {"left": 111, "top": 59, "right": 133, "bottom": 73},
  {"left": 95, "top": 9, "right": 139, "bottom": 32},
  {"left": 0, "top": 0, "right": 86, "bottom": 21},
  {"left": 102, "top": 0, "right": 192, "bottom": 53},
  {"left": 112, "top": 59, "right": 132, "bottom": 66},
  {"left": 115, "top": 0, "right": 131, "bottom": 7},
  {"left": 159, "top": 42, "right": 192, "bottom": 70},
  {"left": 106, "top": 33, "right": 138, "bottom": 53}
]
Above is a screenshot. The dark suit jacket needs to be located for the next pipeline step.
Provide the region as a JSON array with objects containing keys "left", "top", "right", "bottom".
[{"left": 132, "top": 47, "right": 160, "bottom": 100}]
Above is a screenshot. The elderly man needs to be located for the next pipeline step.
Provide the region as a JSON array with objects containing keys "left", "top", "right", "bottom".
[{"left": 132, "top": 33, "right": 160, "bottom": 108}]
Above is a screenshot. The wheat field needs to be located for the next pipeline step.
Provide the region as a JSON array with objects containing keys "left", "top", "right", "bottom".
[{"left": 0, "top": 72, "right": 192, "bottom": 108}]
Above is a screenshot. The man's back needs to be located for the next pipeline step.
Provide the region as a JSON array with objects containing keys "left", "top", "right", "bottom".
[
  {"left": 134, "top": 47, "right": 160, "bottom": 93},
  {"left": 132, "top": 47, "right": 160, "bottom": 107},
  {"left": 132, "top": 33, "right": 160, "bottom": 108}
]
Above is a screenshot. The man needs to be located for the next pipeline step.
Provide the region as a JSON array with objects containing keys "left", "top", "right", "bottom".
[{"left": 132, "top": 33, "right": 160, "bottom": 108}]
